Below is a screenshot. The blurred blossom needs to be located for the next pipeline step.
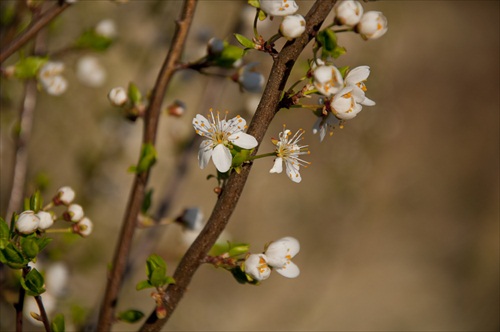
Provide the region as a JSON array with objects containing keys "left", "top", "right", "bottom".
[
  {"left": 312, "top": 113, "right": 340, "bottom": 142},
  {"left": 95, "top": 19, "right": 117, "bottom": 39},
  {"left": 38, "top": 61, "right": 68, "bottom": 96},
  {"left": 176, "top": 207, "right": 204, "bottom": 231},
  {"left": 65, "top": 204, "right": 84, "bottom": 222},
  {"left": 334, "top": 0, "right": 364, "bottom": 27},
  {"left": 54, "top": 186, "right": 75, "bottom": 205},
  {"left": 16, "top": 211, "right": 40, "bottom": 234},
  {"left": 76, "top": 56, "right": 106, "bottom": 87},
  {"left": 74, "top": 217, "right": 93, "bottom": 237},
  {"left": 280, "top": 14, "right": 306, "bottom": 40},
  {"left": 36, "top": 211, "right": 54, "bottom": 230},
  {"left": 244, "top": 254, "right": 271, "bottom": 281},
  {"left": 108, "top": 87, "right": 128, "bottom": 106},
  {"left": 356, "top": 11, "right": 388, "bottom": 40},
  {"left": 264, "top": 236, "right": 300, "bottom": 278},
  {"left": 166, "top": 100, "right": 186, "bottom": 117},
  {"left": 237, "top": 63, "right": 265, "bottom": 93},
  {"left": 207, "top": 37, "right": 225, "bottom": 56},
  {"left": 45, "top": 262, "right": 69, "bottom": 297},
  {"left": 259, "top": 0, "right": 299, "bottom": 17}
]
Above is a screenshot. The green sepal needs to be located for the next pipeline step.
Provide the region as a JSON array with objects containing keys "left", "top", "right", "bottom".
[
  {"left": 247, "top": 0, "right": 260, "bottom": 8},
  {"left": 231, "top": 146, "right": 254, "bottom": 168},
  {"left": 129, "top": 143, "right": 157, "bottom": 174},
  {"left": 74, "top": 29, "right": 113, "bottom": 51},
  {"left": 20, "top": 236, "right": 39, "bottom": 260},
  {"left": 117, "top": 309, "right": 145, "bottom": 323},
  {"left": 0, "top": 217, "right": 10, "bottom": 249},
  {"left": 29, "top": 190, "right": 43, "bottom": 212},
  {"left": 228, "top": 243, "right": 250, "bottom": 257},
  {"left": 0, "top": 242, "right": 28, "bottom": 269},
  {"left": 234, "top": 33, "right": 255, "bottom": 49},
  {"left": 214, "top": 44, "right": 244, "bottom": 68},
  {"left": 338, "top": 66, "right": 350, "bottom": 78},
  {"left": 258, "top": 9, "right": 267, "bottom": 21},
  {"left": 127, "top": 82, "right": 142, "bottom": 105},
  {"left": 35, "top": 237, "right": 52, "bottom": 253},
  {"left": 14, "top": 56, "right": 48, "bottom": 79},
  {"left": 51, "top": 313, "right": 65, "bottom": 332},
  {"left": 21, "top": 268, "right": 46, "bottom": 296},
  {"left": 316, "top": 29, "right": 347, "bottom": 60}
]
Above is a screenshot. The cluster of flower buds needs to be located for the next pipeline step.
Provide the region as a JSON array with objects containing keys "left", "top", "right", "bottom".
[
  {"left": 15, "top": 186, "right": 93, "bottom": 237},
  {"left": 258, "top": 0, "right": 306, "bottom": 41},
  {"left": 243, "top": 236, "right": 300, "bottom": 282},
  {"left": 334, "top": 0, "right": 388, "bottom": 40},
  {"left": 107, "top": 82, "right": 145, "bottom": 121},
  {"left": 37, "top": 61, "right": 68, "bottom": 96}
]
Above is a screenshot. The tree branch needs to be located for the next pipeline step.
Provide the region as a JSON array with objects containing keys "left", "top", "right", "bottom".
[
  {"left": 139, "top": 1, "right": 337, "bottom": 331},
  {"left": 96, "top": 0, "right": 198, "bottom": 330},
  {"left": 0, "top": 2, "right": 70, "bottom": 64}
]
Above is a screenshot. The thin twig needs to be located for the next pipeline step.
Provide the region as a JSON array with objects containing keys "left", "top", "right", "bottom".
[
  {"left": 14, "top": 267, "right": 30, "bottom": 332},
  {"left": 0, "top": 2, "right": 70, "bottom": 64},
  {"left": 96, "top": 1, "right": 198, "bottom": 330},
  {"left": 34, "top": 295, "right": 52, "bottom": 332},
  {"left": 139, "top": 1, "right": 337, "bottom": 331}
]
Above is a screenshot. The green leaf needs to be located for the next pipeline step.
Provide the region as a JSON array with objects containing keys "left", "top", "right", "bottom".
[
  {"left": 316, "top": 29, "right": 346, "bottom": 60},
  {"left": 0, "top": 217, "right": 10, "bottom": 249},
  {"left": 34, "top": 237, "right": 52, "bottom": 252},
  {"left": 258, "top": 9, "right": 267, "bottom": 21},
  {"left": 51, "top": 314, "right": 65, "bottom": 332},
  {"left": 234, "top": 33, "right": 255, "bottom": 49},
  {"left": 21, "top": 268, "right": 45, "bottom": 296},
  {"left": 20, "top": 237, "right": 39, "bottom": 260},
  {"left": 228, "top": 243, "right": 250, "bottom": 257},
  {"left": 149, "top": 267, "right": 168, "bottom": 288},
  {"left": 29, "top": 190, "right": 43, "bottom": 212},
  {"left": 127, "top": 82, "right": 142, "bottom": 105},
  {"left": 135, "top": 280, "right": 153, "bottom": 291},
  {"left": 75, "top": 29, "right": 113, "bottom": 51},
  {"left": 117, "top": 309, "right": 145, "bottom": 323},
  {"left": 231, "top": 146, "right": 254, "bottom": 168},
  {"left": 146, "top": 254, "right": 166, "bottom": 279},
  {"left": 134, "top": 143, "right": 157, "bottom": 174},
  {"left": 141, "top": 189, "right": 154, "bottom": 214},
  {"left": 1, "top": 243, "right": 27, "bottom": 268},
  {"left": 14, "top": 56, "right": 48, "bottom": 79},
  {"left": 214, "top": 44, "right": 244, "bottom": 68}
]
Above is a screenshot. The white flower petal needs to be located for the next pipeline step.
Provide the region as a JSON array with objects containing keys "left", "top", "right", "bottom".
[
  {"left": 212, "top": 144, "right": 232, "bottom": 173},
  {"left": 285, "top": 160, "right": 302, "bottom": 183},
  {"left": 361, "top": 96, "right": 376, "bottom": 106},
  {"left": 198, "top": 140, "right": 213, "bottom": 169},
  {"left": 346, "top": 66, "right": 370, "bottom": 85},
  {"left": 229, "top": 132, "right": 258, "bottom": 149},
  {"left": 270, "top": 157, "right": 283, "bottom": 174},
  {"left": 275, "top": 260, "right": 300, "bottom": 278}
]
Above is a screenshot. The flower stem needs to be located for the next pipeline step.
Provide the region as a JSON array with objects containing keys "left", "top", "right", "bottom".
[
  {"left": 253, "top": 9, "right": 260, "bottom": 39},
  {"left": 44, "top": 228, "right": 72, "bottom": 234},
  {"left": 248, "top": 152, "right": 276, "bottom": 161}
]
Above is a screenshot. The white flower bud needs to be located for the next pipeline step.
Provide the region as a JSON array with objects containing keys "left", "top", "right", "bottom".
[
  {"left": 207, "top": 37, "right": 225, "bottom": 55},
  {"left": 66, "top": 204, "right": 84, "bottom": 222},
  {"left": 95, "top": 19, "right": 117, "bottom": 39},
  {"left": 313, "top": 65, "right": 343, "bottom": 97},
  {"left": 356, "top": 11, "right": 388, "bottom": 40},
  {"left": 259, "top": 0, "right": 299, "bottom": 17},
  {"left": 334, "top": 0, "right": 364, "bottom": 27},
  {"left": 244, "top": 254, "right": 271, "bottom": 281},
  {"left": 237, "top": 63, "right": 264, "bottom": 93},
  {"left": 108, "top": 87, "right": 128, "bottom": 106},
  {"left": 16, "top": 211, "right": 40, "bottom": 234},
  {"left": 36, "top": 211, "right": 55, "bottom": 230},
  {"left": 55, "top": 186, "right": 75, "bottom": 205},
  {"left": 76, "top": 56, "right": 106, "bottom": 87},
  {"left": 280, "top": 14, "right": 306, "bottom": 40},
  {"left": 75, "top": 217, "right": 93, "bottom": 237}
]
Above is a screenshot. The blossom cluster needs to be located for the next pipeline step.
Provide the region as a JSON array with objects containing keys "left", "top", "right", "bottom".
[
  {"left": 15, "top": 186, "right": 93, "bottom": 237},
  {"left": 258, "top": 0, "right": 306, "bottom": 41},
  {"left": 334, "top": 0, "right": 388, "bottom": 40},
  {"left": 243, "top": 236, "right": 300, "bottom": 282}
]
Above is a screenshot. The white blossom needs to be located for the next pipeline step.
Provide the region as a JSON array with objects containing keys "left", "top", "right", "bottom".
[
  {"left": 264, "top": 236, "right": 300, "bottom": 278},
  {"left": 357, "top": 11, "right": 388, "bottom": 40},
  {"left": 38, "top": 61, "right": 68, "bottom": 96},
  {"left": 270, "top": 127, "right": 310, "bottom": 183},
  {"left": 55, "top": 186, "right": 75, "bottom": 205},
  {"left": 76, "top": 56, "right": 106, "bottom": 87},
  {"left": 330, "top": 86, "right": 362, "bottom": 120},
  {"left": 108, "top": 87, "right": 128, "bottom": 106},
  {"left": 95, "top": 19, "right": 117, "bottom": 39},
  {"left": 36, "top": 211, "right": 55, "bottom": 230},
  {"left": 259, "top": 0, "right": 299, "bottom": 17},
  {"left": 313, "top": 64, "right": 343, "bottom": 97},
  {"left": 66, "top": 204, "right": 84, "bottom": 222},
  {"left": 334, "top": 0, "right": 364, "bottom": 27},
  {"left": 280, "top": 14, "right": 306, "bottom": 40},
  {"left": 312, "top": 113, "right": 341, "bottom": 142},
  {"left": 244, "top": 253, "right": 271, "bottom": 281},
  {"left": 344, "top": 65, "right": 376, "bottom": 106},
  {"left": 16, "top": 211, "right": 40, "bottom": 234},
  {"left": 193, "top": 110, "right": 258, "bottom": 173}
]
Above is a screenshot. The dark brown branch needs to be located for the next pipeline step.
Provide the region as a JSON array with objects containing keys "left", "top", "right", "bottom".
[
  {"left": 0, "top": 2, "right": 70, "bottom": 64},
  {"left": 96, "top": 1, "right": 198, "bottom": 331},
  {"left": 14, "top": 267, "right": 30, "bottom": 332},
  {"left": 139, "top": 1, "right": 337, "bottom": 331},
  {"left": 34, "top": 295, "right": 52, "bottom": 332}
]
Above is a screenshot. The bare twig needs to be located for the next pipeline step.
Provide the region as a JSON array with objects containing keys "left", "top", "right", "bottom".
[
  {"left": 14, "top": 267, "right": 30, "bottom": 332},
  {"left": 139, "top": 1, "right": 337, "bottom": 331},
  {"left": 34, "top": 295, "right": 52, "bottom": 332},
  {"left": 96, "top": 1, "right": 198, "bottom": 330},
  {"left": 0, "top": 2, "right": 70, "bottom": 64}
]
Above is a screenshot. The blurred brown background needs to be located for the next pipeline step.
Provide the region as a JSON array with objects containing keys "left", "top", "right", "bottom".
[{"left": 1, "top": 0, "right": 498, "bottom": 331}]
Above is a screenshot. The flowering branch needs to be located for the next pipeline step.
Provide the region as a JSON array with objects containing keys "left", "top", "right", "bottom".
[
  {"left": 0, "top": 2, "right": 70, "bottom": 64},
  {"left": 96, "top": 0, "right": 198, "bottom": 330},
  {"left": 139, "top": 1, "right": 337, "bottom": 331}
]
